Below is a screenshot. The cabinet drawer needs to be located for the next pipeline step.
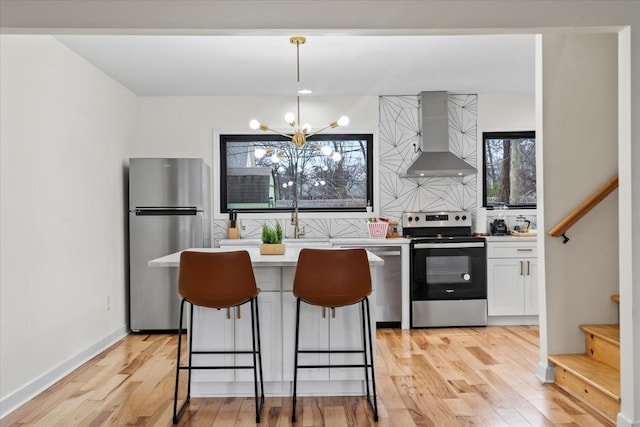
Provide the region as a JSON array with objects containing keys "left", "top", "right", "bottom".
[
  {"left": 488, "top": 242, "right": 537, "bottom": 258},
  {"left": 253, "top": 267, "right": 281, "bottom": 291}
]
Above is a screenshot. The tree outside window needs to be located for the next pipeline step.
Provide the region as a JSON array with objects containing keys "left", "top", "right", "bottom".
[
  {"left": 483, "top": 131, "right": 536, "bottom": 208},
  {"left": 220, "top": 134, "right": 373, "bottom": 213}
]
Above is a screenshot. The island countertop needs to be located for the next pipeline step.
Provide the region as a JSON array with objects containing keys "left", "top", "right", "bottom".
[{"left": 148, "top": 246, "right": 384, "bottom": 268}]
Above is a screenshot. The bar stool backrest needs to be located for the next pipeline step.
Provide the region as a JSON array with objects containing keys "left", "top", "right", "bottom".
[
  {"left": 293, "top": 248, "right": 372, "bottom": 307},
  {"left": 178, "top": 250, "right": 258, "bottom": 308}
]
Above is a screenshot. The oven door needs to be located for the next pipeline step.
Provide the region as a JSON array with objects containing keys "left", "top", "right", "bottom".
[{"left": 411, "top": 241, "right": 487, "bottom": 300}]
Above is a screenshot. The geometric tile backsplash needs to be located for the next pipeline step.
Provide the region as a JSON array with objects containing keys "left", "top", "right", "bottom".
[
  {"left": 378, "top": 94, "right": 478, "bottom": 220},
  {"left": 213, "top": 94, "right": 478, "bottom": 244}
]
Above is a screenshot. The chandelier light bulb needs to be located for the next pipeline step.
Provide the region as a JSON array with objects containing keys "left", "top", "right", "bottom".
[
  {"left": 271, "top": 153, "right": 280, "bottom": 163},
  {"left": 254, "top": 148, "right": 266, "bottom": 159},
  {"left": 302, "top": 123, "right": 312, "bottom": 133},
  {"left": 320, "top": 180, "right": 326, "bottom": 186},
  {"left": 332, "top": 152, "right": 343, "bottom": 162},
  {"left": 282, "top": 183, "right": 288, "bottom": 188},
  {"left": 249, "top": 119, "right": 260, "bottom": 130},
  {"left": 321, "top": 146, "right": 333, "bottom": 156},
  {"left": 284, "top": 112, "right": 295, "bottom": 124},
  {"left": 337, "top": 116, "right": 350, "bottom": 127},
  {"left": 314, "top": 182, "right": 320, "bottom": 187},
  {"left": 288, "top": 181, "right": 294, "bottom": 186}
]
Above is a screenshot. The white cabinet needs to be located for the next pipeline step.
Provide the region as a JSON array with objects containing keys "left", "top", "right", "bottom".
[
  {"left": 329, "top": 302, "right": 369, "bottom": 381},
  {"left": 186, "top": 262, "right": 379, "bottom": 395},
  {"left": 282, "top": 292, "right": 374, "bottom": 382},
  {"left": 235, "top": 291, "right": 282, "bottom": 382},
  {"left": 487, "top": 241, "right": 538, "bottom": 316},
  {"left": 192, "top": 267, "right": 283, "bottom": 383},
  {"left": 192, "top": 306, "right": 236, "bottom": 383},
  {"left": 282, "top": 292, "right": 329, "bottom": 382}
]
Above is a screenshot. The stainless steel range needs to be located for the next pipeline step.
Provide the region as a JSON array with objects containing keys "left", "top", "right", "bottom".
[{"left": 403, "top": 211, "right": 487, "bottom": 328}]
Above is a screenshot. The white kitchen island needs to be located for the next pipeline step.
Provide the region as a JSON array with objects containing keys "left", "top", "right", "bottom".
[{"left": 149, "top": 247, "right": 383, "bottom": 397}]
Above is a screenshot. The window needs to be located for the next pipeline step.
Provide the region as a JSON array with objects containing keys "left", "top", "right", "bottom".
[
  {"left": 220, "top": 133, "right": 373, "bottom": 213},
  {"left": 483, "top": 131, "right": 536, "bottom": 208}
]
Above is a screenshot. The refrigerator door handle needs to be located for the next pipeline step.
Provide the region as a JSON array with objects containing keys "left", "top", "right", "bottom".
[{"left": 135, "top": 208, "right": 198, "bottom": 216}]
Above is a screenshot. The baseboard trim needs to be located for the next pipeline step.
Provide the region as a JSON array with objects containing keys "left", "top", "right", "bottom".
[
  {"left": 617, "top": 413, "right": 640, "bottom": 427},
  {"left": 0, "top": 325, "right": 128, "bottom": 419},
  {"left": 536, "top": 361, "right": 555, "bottom": 383}
]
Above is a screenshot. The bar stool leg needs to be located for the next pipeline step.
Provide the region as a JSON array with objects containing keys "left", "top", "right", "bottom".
[
  {"left": 254, "top": 297, "right": 265, "bottom": 404},
  {"left": 291, "top": 298, "right": 302, "bottom": 423},
  {"left": 364, "top": 297, "right": 379, "bottom": 421},
  {"left": 360, "top": 301, "right": 371, "bottom": 400},
  {"left": 250, "top": 297, "right": 264, "bottom": 423},
  {"left": 173, "top": 299, "right": 193, "bottom": 424}
]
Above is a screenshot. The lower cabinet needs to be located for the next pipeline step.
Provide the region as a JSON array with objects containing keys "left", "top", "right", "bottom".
[
  {"left": 190, "top": 265, "right": 377, "bottom": 392},
  {"left": 281, "top": 292, "right": 373, "bottom": 382},
  {"left": 487, "top": 241, "right": 538, "bottom": 317},
  {"left": 235, "top": 291, "right": 282, "bottom": 382},
  {"left": 192, "top": 290, "right": 281, "bottom": 383},
  {"left": 282, "top": 292, "right": 329, "bottom": 381}
]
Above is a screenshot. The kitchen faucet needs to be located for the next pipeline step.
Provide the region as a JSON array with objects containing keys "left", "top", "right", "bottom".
[{"left": 291, "top": 206, "right": 305, "bottom": 239}]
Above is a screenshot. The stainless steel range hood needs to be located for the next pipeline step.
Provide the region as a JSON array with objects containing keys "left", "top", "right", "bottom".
[{"left": 402, "top": 91, "right": 477, "bottom": 178}]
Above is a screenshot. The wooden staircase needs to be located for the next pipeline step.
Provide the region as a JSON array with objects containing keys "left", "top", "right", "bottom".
[{"left": 548, "top": 296, "right": 620, "bottom": 422}]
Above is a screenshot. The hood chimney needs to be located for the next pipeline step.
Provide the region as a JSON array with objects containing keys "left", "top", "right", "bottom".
[{"left": 402, "top": 91, "right": 477, "bottom": 178}]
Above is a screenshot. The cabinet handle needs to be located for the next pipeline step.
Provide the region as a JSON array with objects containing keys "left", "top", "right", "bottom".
[
  {"left": 520, "top": 260, "right": 524, "bottom": 275},
  {"left": 322, "top": 307, "right": 326, "bottom": 318},
  {"left": 527, "top": 260, "right": 531, "bottom": 276},
  {"left": 517, "top": 248, "right": 533, "bottom": 252}
]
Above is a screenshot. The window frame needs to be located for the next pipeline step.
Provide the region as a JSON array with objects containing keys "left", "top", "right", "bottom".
[
  {"left": 219, "top": 133, "right": 374, "bottom": 214},
  {"left": 482, "top": 130, "right": 537, "bottom": 210}
]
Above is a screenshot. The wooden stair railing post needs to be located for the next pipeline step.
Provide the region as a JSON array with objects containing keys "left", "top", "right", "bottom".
[{"left": 548, "top": 175, "right": 618, "bottom": 243}]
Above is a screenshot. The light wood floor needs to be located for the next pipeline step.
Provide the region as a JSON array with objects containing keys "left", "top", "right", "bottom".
[{"left": 1, "top": 326, "right": 613, "bottom": 426}]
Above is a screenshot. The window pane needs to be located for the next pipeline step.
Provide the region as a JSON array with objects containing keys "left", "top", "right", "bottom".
[
  {"left": 483, "top": 131, "right": 536, "bottom": 208},
  {"left": 220, "top": 134, "right": 373, "bottom": 212}
]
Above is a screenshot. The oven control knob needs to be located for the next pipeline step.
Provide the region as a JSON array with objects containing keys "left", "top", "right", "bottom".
[
  {"left": 462, "top": 215, "right": 467, "bottom": 220},
  {"left": 455, "top": 215, "right": 460, "bottom": 220},
  {"left": 414, "top": 216, "right": 420, "bottom": 222},
  {"left": 407, "top": 216, "right": 413, "bottom": 222},
  {"left": 462, "top": 273, "right": 471, "bottom": 281}
]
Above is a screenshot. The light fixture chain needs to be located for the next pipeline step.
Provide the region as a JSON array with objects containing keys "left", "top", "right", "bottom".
[{"left": 296, "top": 39, "right": 301, "bottom": 131}]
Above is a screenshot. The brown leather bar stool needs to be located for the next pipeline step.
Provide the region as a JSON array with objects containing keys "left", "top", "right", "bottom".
[
  {"left": 173, "top": 250, "right": 264, "bottom": 424},
  {"left": 291, "top": 248, "right": 378, "bottom": 422}
]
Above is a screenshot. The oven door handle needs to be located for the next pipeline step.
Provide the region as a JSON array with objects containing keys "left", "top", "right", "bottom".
[{"left": 413, "top": 242, "right": 485, "bottom": 249}]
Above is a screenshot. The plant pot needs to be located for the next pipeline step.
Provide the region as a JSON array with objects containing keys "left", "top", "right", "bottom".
[{"left": 259, "top": 243, "right": 286, "bottom": 255}]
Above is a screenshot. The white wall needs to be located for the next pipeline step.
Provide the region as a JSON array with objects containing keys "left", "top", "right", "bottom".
[
  {"left": 131, "top": 96, "right": 378, "bottom": 162},
  {"left": 541, "top": 33, "right": 619, "bottom": 356},
  {"left": 0, "top": 35, "right": 137, "bottom": 413}
]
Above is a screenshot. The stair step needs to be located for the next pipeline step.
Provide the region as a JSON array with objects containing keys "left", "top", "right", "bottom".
[
  {"left": 549, "top": 354, "right": 620, "bottom": 421},
  {"left": 580, "top": 324, "right": 620, "bottom": 369},
  {"left": 580, "top": 324, "right": 620, "bottom": 346},
  {"left": 611, "top": 294, "right": 619, "bottom": 303}
]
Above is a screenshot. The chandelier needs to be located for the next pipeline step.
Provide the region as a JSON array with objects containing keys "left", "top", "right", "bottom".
[{"left": 249, "top": 36, "right": 349, "bottom": 147}]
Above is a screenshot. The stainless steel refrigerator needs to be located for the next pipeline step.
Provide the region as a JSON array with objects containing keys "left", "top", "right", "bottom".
[{"left": 128, "top": 158, "right": 211, "bottom": 332}]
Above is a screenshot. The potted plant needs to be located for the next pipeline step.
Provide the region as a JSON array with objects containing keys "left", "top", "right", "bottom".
[{"left": 260, "top": 222, "right": 285, "bottom": 255}]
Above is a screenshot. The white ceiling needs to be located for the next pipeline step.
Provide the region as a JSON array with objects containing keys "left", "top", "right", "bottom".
[{"left": 54, "top": 34, "right": 535, "bottom": 97}]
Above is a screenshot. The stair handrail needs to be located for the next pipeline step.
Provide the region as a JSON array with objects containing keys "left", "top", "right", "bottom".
[{"left": 548, "top": 175, "right": 618, "bottom": 244}]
